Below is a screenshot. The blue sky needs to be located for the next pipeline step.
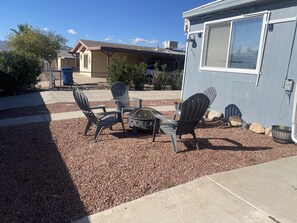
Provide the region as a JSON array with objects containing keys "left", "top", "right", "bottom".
[{"left": 0, "top": 0, "right": 212, "bottom": 49}]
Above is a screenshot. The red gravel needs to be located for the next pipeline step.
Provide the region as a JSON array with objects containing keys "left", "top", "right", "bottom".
[{"left": 0, "top": 109, "right": 296, "bottom": 222}]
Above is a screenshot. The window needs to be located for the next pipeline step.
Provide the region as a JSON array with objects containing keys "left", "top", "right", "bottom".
[
  {"left": 201, "top": 13, "right": 267, "bottom": 74},
  {"left": 83, "top": 54, "right": 88, "bottom": 69}
]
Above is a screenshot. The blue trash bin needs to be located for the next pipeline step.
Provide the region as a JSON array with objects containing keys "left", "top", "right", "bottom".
[{"left": 62, "top": 67, "right": 73, "bottom": 86}]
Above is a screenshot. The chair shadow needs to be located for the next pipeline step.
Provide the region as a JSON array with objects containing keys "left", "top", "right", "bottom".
[
  {"left": 200, "top": 137, "right": 272, "bottom": 151},
  {"left": 178, "top": 137, "right": 272, "bottom": 153},
  {"left": 225, "top": 104, "right": 242, "bottom": 119}
]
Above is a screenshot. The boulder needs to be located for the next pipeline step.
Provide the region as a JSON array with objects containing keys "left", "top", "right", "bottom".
[
  {"left": 228, "top": 115, "right": 242, "bottom": 127},
  {"left": 265, "top": 127, "right": 272, "bottom": 137},
  {"left": 207, "top": 110, "right": 223, "bottom": 121},
  {"left": 249, "top": 123, "right": 265, "bottom": 134}
]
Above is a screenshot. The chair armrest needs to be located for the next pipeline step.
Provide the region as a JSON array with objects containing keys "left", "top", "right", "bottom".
[
  {"left": 154, "top": 114, "right": 177, "bottom": 124},
  {"left": 97, "top": 110, "right": 120, "bottom": 117},
  {"left": 91, "top": 105, "right": 106, "bottom": 112},
  {"left": 130, "top": 98, "right": 143, "bottom": 107}
]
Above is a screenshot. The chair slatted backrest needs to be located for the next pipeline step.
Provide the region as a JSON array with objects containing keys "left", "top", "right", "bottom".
[
  {"left": 176, "top": 93, "right": 210, "bottom": 135},
  {"left": 203, "top": 87, "right": 217, "bottom": 106},
  {"left": 110, "top": 82, "right": 130, "bottom": 109},
  {"left": 73, "top": 88, "right": 98, "bottom": 124}
]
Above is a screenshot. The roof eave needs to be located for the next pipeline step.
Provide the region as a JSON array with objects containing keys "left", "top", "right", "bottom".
[{"left": 183, "top": 0, "right": 268, "bottom": 19}]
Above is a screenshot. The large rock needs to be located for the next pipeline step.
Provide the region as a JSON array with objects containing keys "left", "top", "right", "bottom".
[
  {"left": 228, "top": 115, "right": 242, "bottom": 127},
  {"left": 265, "top": 127, "right": 272, "bottom": 137},
  {"left": 207, "top": 110, "right": 223, "bottom": 121},
  {"left": 249, "top": 123, "right": 265, "bottom": 134}
]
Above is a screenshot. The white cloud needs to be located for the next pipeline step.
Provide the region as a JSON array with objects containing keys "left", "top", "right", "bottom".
[
  {"left": 43, "top": 27, "right": 49, "bottom": 32},
  {"left": 85, "top": 35, "right": 90, "bottom": 38},
  {"left": 132, "top": 37, "right": 159, "bottom": 45},
  {"left": 68, "top": 29, "right": 77, "bottom": 35},
  {"left": 147, "top": 39, "right": 158, "bottom": 44},
  {"left": 118, "top": 39, "right": 122, "bottom": 43},
  {"left": 104, "top": 35, "right": 114, "bottom": 41},
  {"left": 132, "top": 37, "right": 146, "bottom": 43}
]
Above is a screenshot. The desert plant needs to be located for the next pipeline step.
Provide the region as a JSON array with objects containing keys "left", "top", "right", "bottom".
[
  {"left": 107, "top": 56, "right": 131, "bottom": 85},
  {"left": 0, "top": 51, "right": 41, "bottom": 96},
  {"left": 153, "top": 64, "right": 169, "bottom": 90},
  {"left": 170, "top": 69, "right": 183, "bottom": 90},
  {"left": 130, "top": 62, "right": 146, "bottom": 90}
]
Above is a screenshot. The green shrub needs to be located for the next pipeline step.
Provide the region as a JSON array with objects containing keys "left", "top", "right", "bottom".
[
  {"left": 107, "top": 56, "right": 131, "bottom": 85},
  {"left": 0, "top": 51, "right": 41, "bottom": 96},
  {"left": 153, "top": 64, "right": 169, "bottom": 90},
  {"left": 130, "top": 62, "right": 146, "bottom": 90},
  {"left": 170, "top": 69, "right": 183, "bottom": 90}
]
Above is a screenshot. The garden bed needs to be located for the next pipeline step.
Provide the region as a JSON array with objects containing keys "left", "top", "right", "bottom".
[{"left": 0, "top": 110, "right": 297, "bottom": 222}]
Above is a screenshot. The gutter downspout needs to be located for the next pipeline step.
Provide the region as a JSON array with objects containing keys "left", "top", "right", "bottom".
[
  {"left": 292, "top": 84, "right": 297, "bottom": 143},
  {"left": 291, "top": 19, "right": 297, "bottom": 143}
]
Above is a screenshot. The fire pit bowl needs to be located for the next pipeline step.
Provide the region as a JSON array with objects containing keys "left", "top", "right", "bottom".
[
  {"left": 271, "top": 125, "right": 293, "bottom": 144},
  {"left": 128, "top": 107, "right": 162, "bottom": 131}
]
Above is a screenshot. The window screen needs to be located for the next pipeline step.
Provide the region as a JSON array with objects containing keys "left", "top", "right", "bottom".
[{"left": 205, "top": 22, "right": 231, "bottom": 67}]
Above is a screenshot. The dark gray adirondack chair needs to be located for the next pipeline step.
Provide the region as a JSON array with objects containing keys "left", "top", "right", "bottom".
[
  {"left": 110, "top": 81, "right": 142, "bottom": 119},
  {"left": 173, "top": 87, "right": 217, "bottom": 120},
  {"left": 153, "top": 93, "right": 210, "bottom": 153},
  {"left": 73, "top": 88, "right": 125, "bottom": 141}
]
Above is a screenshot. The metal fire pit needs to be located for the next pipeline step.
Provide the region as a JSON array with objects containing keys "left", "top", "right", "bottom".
[{"left": 128, "top": 107, "right": 162, "bottom": 131}]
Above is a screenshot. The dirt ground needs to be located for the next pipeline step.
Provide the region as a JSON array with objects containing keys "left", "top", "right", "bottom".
[{"left": 0, "top": 103, "right": 296, "bottom": 223}]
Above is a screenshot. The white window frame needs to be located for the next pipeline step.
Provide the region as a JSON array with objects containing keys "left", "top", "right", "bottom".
[{"left": 200, "top": 11, "right": 269, "bottom": 75}]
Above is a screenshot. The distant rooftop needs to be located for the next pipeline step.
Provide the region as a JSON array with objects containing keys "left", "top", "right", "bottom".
[{"left": 69, "top": 39, "right": 185, "bottom": 56}]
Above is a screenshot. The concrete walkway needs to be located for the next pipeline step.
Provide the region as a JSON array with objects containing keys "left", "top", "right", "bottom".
[
  {"left": 0, "top": 89, "right": 181, "bottom": 127},
  {"left": 1, "top": 89, "right": 297, "bottom": 223}
]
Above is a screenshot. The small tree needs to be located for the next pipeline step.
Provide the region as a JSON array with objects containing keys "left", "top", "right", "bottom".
[
  {"left": 0, "top": 51, "right": 41, "bottom": 96},
  {"left": 107, "top": 56, "right": 131, "bottom": 85},
  {"left": 8, "top": 24, "right": 67, "bottom": 63},
  {"left": 130, "top": 62, "right": 146, "bottom": 90}
]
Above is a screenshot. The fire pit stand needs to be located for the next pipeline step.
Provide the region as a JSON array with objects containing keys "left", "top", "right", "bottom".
[{"left": 128, "top": 107, "right": 162, "bottom": 132}]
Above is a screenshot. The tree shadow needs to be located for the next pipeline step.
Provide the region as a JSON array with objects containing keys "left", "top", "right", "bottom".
[{"left": 0, "top": 92, "right": 88, "bottom": 222}]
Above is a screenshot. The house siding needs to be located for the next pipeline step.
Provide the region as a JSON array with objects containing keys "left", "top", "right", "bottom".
[{"left": 183, "top": 0, "right": 297, "bottom": 127}]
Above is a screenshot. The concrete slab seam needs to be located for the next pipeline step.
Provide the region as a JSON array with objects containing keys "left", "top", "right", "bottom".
[{"left": 206, "top": 176, "right": 280, "bottom": 222}]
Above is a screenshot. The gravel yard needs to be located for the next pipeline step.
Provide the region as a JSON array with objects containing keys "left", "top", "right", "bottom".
[{"left": 0, "top": 102, "right": 296, "bottom": 222}]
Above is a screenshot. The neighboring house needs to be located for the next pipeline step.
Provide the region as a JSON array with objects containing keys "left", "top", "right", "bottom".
[
  {"left": 52, "top": 50, "right": 76, "bottom": 70},
  {"left": 69, "top": 39, "right": 185, "bottom": 78},
  {"left": 182, "top": 0, "right": 297, "bottom": 127}
]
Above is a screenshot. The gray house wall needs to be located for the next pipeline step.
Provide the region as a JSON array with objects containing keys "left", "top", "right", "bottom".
[{"left": 183, "top": 0, "right": 297, "bottom": 127}]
